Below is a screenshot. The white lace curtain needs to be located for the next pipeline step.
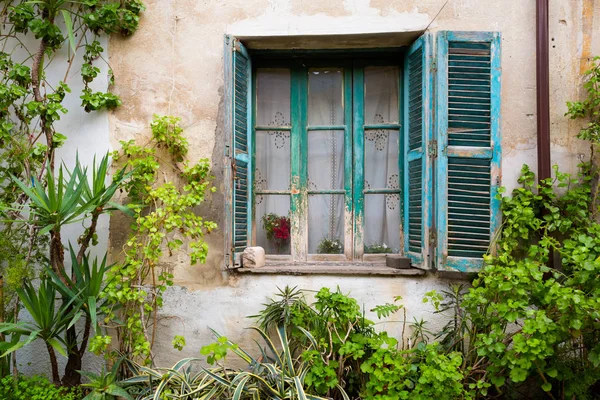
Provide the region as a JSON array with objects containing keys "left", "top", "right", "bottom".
[{"left": 255, "top": 67, "right": 400, "bottom": 255}]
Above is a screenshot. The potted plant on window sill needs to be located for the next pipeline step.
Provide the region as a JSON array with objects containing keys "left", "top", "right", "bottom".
[{"left": 262, "top": 213, "right": 290, "bottom": 255}]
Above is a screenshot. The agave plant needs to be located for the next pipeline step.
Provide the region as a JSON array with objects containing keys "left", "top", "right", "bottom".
[
  {"left": 123, "top": 357, "right": 226, "bottom": 399},
  {"left": 124, "top": 325, "right": 348, "bottom": 400},
  {"left": 80, "top": 358, "right": 133, "bottom": 400}
]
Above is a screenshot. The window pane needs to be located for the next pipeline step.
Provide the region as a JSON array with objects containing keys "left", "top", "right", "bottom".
[
  {"left": 308, "top": 194, "right": 344, "bottom": 254},
  {"left": 364, "top": 194, "right": 400, "bottom": 254},
  {"left": 256, "top": 195, "right": 291, "bottom": 255},
  {"left": 364, "top": 129, "right": 399, "bottom": 190},
  {"left": 364, "top": 66, "right": 400, "bottom": 124},
  {"left": 308, "top": 69, "right": 344, "bottom": 126},
  {"left": 256, "top": 130, "right": 290, "bottom": 191},
  {"left": 308, "top": 130, "right": 344, "bottom": 191},
  {"left": 256, "top": 68, "right": 291, "bottom": 126}
]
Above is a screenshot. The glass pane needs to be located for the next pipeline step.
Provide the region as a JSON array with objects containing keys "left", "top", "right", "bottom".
[
  {"left": 308, "top": 195, "right": 344, "bottom": 254},
  {"left": 364, "top": 66, "right": 400, "bottom": 124},
  {"left": 256, "top": 68, "right": 291, "bottom": 127},
  {"left": 256, "top": 195, "right": 291, "bottom": 255},
  {"left": 256, "top": 130, "right": 290, "bottom": 191},
  {"left": 364, "top": 129, "right": 399, "bottom": 190},
  {"left": 308, "top": 130, "right": 344, "bottom": 191},
  {"left": 308, "top": 69, "right": 344, "bottom": 126},
  {"left": 364, "top": 194, "right": 400, "bottom": 254}
]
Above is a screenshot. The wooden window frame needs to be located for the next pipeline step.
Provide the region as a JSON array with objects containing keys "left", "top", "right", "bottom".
[
  {"left": 224, "top": 31, "right": 502, "bottom": 272},
  {"left": 252, "top": 54, "right": 403, "bottom": 263}
]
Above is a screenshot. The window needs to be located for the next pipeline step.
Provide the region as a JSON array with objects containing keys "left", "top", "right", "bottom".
[{"left": 224, "top": 31, "right": 502, "bottom": 273}]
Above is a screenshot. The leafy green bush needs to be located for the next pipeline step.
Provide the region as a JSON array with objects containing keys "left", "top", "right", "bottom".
[
  {"left": 460, "top": 165, "right": 600, "bottom": 398},
  {"left": 0, "top": 375, "right": 82, "bottom": 400}
]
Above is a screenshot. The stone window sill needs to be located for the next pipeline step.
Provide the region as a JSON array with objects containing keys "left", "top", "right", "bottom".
[{"left": 236, "top": 262, "right": 426, "bottom": 276}]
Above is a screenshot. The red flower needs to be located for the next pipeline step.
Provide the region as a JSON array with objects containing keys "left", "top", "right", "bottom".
[{"left": 273, "top": 217, "right": 290, "bottom": 241}]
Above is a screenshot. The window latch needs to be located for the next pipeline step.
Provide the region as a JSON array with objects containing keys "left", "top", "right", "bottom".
[{"left": 428, "top": 140, "right": 438, "bottom": 158}]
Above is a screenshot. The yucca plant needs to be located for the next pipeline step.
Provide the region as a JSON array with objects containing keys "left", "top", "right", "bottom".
[
  {"left": 0, "top": 278, "right": 79, "bottom": 384},
  {"left": 5, "top": 154, "right": 132, "bottom": 386},
  {"left": 48, "top": 246, "right": 111, "bottom": 331}
]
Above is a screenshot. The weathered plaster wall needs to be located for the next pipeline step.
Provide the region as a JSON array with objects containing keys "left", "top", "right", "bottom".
[{"left": 107, "top": 0, "right": 600, "bottom": 367}]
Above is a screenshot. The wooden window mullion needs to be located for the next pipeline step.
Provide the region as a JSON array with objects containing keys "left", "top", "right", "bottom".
[
  {"left": 290, "top": 67, "right": 308, "bottom": 261},
  {"left": 352, "top": 67, "right": 365, "bottom": 260},
  {"left": 342, "top": 68, "right": 354, "bottom": 260}
]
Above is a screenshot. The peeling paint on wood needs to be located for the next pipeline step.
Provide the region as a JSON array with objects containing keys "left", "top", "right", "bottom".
[
  {"left": 352, "top": 67, "right": 365, "bottom": 259},
  {"left": 403, "top": 32, "right": 433, "bottom": 270},
  {"left": 435, "top": 31, "right": 502, "bottom": 273}
]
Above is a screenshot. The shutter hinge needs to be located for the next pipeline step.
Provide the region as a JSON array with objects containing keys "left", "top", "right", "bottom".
[
  {"left": 233, "top": 39, "right": 241, "bottom": 53},
  {"left": 430, "top": 59, "right": 437, "bottom": 73},
  {"left": 428, "top": 140, "right": 438, "bottom": 158},
  {"left": 429, "top": 230, "right": 437, "bottom": 246}
]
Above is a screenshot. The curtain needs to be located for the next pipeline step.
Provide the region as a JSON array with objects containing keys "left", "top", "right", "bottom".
[
  {"left": 307, "top": 69, "right": 345, "bottom": 254},
  {"left": 363, "top": 67, "right": 401, "bottom": 253},
  {"left": 255, "top": 69, "right": 291, "bottom": 254},
  {"left": 255, "top": 66, "right": 400, "bottom": 255}
]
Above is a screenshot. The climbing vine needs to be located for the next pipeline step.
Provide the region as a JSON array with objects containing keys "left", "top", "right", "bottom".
[{"left": 98, "top": 115, "right": 216, "bottom": 364}]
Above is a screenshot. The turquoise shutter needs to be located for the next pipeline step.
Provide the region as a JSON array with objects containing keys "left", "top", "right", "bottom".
[
  {"left": 403, "top": 33, "right": 433, "bottom": 269},
  {"left": 224, "top": 36, "right": 252, "bottom": 267},
  {"left": 435, "top": 31, "right": 502, "bottom": 272}
]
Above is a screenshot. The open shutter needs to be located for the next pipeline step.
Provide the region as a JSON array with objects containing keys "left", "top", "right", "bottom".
[
  {"left": 224, "top": 35, "right": 252, "bottom": 267},
  {"left": 403, "top": 33, "right": 433, "bottom": 269},
  {"left": 435, "top": 31, "right": 501, "bottom": 272}
]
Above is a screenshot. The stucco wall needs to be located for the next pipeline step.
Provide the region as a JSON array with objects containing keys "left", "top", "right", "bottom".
[{"left": 106, "top": 0, "right": 600, "bottom": 367}]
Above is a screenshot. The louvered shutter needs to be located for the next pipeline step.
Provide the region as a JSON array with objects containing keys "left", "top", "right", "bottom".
[
  {"left": 224, "top": 36, "right": 252, "bottom": 267},
  {"left": 403, "top": 33, "right": 433, "bottom": 269},
  {"left": 435, "top": 31, "right": 501, "bottom": 272}
]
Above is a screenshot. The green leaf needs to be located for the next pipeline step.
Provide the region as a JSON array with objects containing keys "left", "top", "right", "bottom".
[
  {"left": 105, "top": 384, "right": 133, "bottom": 399},
  {"left": 38, "top": 223, "right": 56, "bottom": 235},
  {"left": 48, "top": 337, "right": 68, "bottom": 358},
  {"left": 510, "top": 367, "right": 528, "bottom": 383},
  {"left": 68, "top": 310, "right": 84, "bottom": 329},
  {"left": 542, "top": 382, "right": 552, "bottom": 392},
  {"left": 88, "top": 296, "right": 98, "bottom": 331},
  {"left": 0, "top": 330, "right": 38, "bottom": 358},
  {"left": 546, "top": 368, "right": 558, "bottom": 378},
  {"left": 61, "top": 10, "right": 76, "bottom": 54}
]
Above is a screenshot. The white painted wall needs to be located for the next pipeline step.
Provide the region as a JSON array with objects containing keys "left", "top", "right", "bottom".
[{"left": 9, "top": 32, "right": 112, "bottom": 376}]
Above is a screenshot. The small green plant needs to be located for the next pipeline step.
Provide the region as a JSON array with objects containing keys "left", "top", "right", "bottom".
[
  {"left": 0, "top": 375, "right": 82, "bottom": 400},
  {"left": 79, "top": 358, "right": 132, "bottom": 400},
  {"left": 172, "top": 335, "right": 186, "bottom": 351},
  {"left": 317, "top": 237, "right": 343, "bottom": 254}
]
